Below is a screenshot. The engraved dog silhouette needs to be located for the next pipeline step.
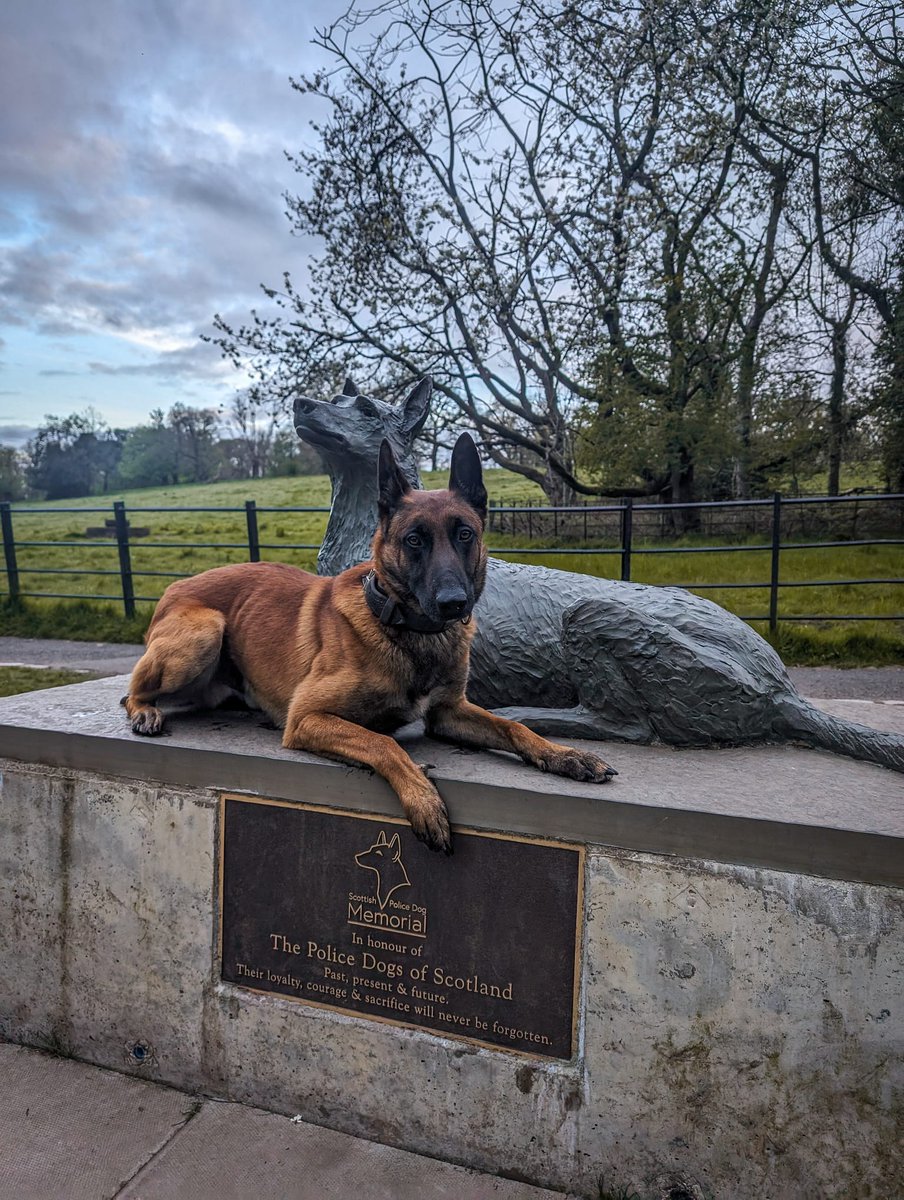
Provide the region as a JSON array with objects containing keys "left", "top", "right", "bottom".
[{"left": 355, "top": 830, "right": 411, "bottom": 910}]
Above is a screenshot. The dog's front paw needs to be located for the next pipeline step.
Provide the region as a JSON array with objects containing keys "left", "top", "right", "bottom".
[
  {"left": 403, "top": 782, "right": 453, "bottom": 855},
  {"left": 538, "top": 746, "right": 617, "bottom": 784}
]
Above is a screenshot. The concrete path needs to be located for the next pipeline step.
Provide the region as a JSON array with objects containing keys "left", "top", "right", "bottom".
[
  {"left": 787, "top": 664, "right": 903, "bottom": 700},
  {"left": 0, "top": 1043, "right": 572, "bottom": 1200},
  {"left": 0, "top": 637, "right": 901, "bottom": 700},
  {"left": 0, "top": 637, "right": 145, "bottom": 677}
]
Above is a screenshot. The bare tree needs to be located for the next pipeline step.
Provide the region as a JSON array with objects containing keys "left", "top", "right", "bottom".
[
  {"left": 826, "top": 3, "right": 904, "bottom": 492},
  {"left": 226, "top": 391, "right": 283, "bottom": 479},
  {"left": 213, "top": 0, "right": 895, "bottom": 502},
  {"left": 800, "top": 250, "right": 864, "bottom": 496},
  {"left": 168, "top": 403, "right": 218, "bottom": 483},
  {"left": 746, "top": 2, "right": 903, "bottom": 487}
]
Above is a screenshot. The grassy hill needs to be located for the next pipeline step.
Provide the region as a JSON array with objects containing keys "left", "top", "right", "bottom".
[
  {"left": 1, "top": 469, "right": 901, "bottom": 664},
  {"left": 0, "top": 468, "right": 544, "bottom": 605}
]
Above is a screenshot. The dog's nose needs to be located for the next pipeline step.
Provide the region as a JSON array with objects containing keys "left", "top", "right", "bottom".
[
  {"left": 436, "top": 587, "right": 468, "bottom": 619},
  {"left": 293, "top": 396, "right": 317, "bottom": 420}
]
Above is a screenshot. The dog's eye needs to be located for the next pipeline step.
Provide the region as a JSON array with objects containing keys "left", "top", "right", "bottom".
[
  {"left": 458, "top": 527, "right": 473, "bottom": 542},
  {"left": 405, "top": 533, "right": 422, "bottom": 549}
]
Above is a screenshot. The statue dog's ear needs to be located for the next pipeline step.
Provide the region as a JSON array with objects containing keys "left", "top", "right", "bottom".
[
  {"left": 378, "top": 439, "right": 412, "bottom": 520},
  {"left": 449, "top": 433, "right": 487, "bottom": 522},
  {"left": 400, "top": 377, "right": 432, "bottom": 435}
]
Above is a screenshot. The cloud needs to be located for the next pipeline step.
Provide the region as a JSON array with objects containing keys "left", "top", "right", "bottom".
[
  {"left": 0, "top": 0, "right": 345, "bottom": 416},
  {"left": 88, "top": 334, "right": 231, "bottom": 384},
  {"left": 37, "top": 320, "right": 82, "bottom": 337},
  {"left": 0, "top": 423, "right": 36, "bottom": 448}
]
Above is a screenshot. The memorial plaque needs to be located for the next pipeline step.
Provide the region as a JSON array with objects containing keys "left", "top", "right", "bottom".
[{"left": 218, "top": 795, "right": 584, "bottom": 1059}]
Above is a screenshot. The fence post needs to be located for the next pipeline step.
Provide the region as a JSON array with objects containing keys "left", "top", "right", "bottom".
[
  {"left": 1, "top": 502, "right": 19, "bottom": 602},
  {"left": 113, "top": 500, "right": 135, "bottom": 619},
  {"left": 527, "top": 501, "right": 532, "bottom": 541},
  {"left": 769, "top": 491, "right": 781, "bottom": 633},
  {"left": 620, "top": 497, "right": 633, "bottom": 581},
  {"left": 245, "top": 500, "right": 260, "bottom": 562}
]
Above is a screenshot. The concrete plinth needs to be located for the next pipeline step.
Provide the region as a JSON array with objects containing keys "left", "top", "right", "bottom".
[{"left": 0, "top": 677, "right": 901, "bottom": 1200}]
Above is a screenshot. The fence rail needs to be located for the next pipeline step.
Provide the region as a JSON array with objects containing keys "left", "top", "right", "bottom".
[{"left": 1, "top": 492, "right": 902, "bottom": 632}]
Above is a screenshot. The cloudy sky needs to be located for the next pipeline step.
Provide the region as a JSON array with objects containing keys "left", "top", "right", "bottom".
[{"left": 0, "top": 0, "right": 348, "bottom": 446}]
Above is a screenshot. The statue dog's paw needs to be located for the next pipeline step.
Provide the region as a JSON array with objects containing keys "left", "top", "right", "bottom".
[{"left": 540, "top": 747, "right": 617, "bottom": 784}]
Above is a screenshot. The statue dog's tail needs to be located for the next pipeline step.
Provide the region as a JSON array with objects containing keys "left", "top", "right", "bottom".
[{"left": 776, "top": 695, "right": 904, "bottom": 774}]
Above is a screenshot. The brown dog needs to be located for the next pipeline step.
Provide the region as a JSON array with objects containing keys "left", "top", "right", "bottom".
[{"left": 124, "top": 434, "right": 616, "bottom": 852}]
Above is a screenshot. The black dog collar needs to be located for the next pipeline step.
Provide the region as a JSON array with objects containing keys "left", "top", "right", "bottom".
[{"left": 362, "top": 571, "right": 461, "bottom": 634}]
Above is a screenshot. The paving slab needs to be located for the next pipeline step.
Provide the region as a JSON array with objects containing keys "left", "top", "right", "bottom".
[
  {"left": 118, "top": 1096, "right": 571, "bottom": 1200},
  {"left": 0, "top": 1043, "right": 570, "bottom": 1200},
  {"left": 810, "top": 696, "right": 904, "bottom": 734},
  {"left": 0, "top": 1044, "right": 194, "bottom": 1200}
]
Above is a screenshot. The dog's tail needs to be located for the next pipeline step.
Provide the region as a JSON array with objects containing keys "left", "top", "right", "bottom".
[{"left": 775, "top": 695, "right": 904, "bottom": 774}]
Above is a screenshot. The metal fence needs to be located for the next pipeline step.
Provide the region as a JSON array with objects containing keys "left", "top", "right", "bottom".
[
  {"left": 486, "top": 491, "right": 904, "bottom": 543},
  {"left": 1, "top": 492, "right": 902, "bottom": 633}
]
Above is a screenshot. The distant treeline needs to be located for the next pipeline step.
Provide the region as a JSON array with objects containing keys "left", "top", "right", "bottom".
[{"left": 0, "top": 399, "right": 323, "bottom": 501}]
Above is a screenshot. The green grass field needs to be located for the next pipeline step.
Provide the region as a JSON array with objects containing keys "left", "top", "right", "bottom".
[
  {"left": 0, "top": 666, "right": 91, "bottom": 697},
  {"left": 1, "top": 470, "right": 901, "bottom": 664}
]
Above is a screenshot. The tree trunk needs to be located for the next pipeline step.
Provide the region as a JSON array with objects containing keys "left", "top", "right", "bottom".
[
  {"left": 662, "top": 451, "right": 699, "bottom": 534},
  {"left": 733, "top": 330, "right": 757, "bottom": 499},
  {"left": 827, "top": 318, "right": 847, "bottom": 496},
  {"left": 540, "top": 469, "right": 576, "bottom": 507},
  {"left": 884, "top": 304, "right": 904, "bottom": 494}
]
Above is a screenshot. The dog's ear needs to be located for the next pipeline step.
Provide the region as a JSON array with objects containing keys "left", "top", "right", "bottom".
[
  {"left": 331, "top": 376, "right": 358, "bottom": 405},
  {"left": 378, "top": 439, "right": 411, "bottom": 520},
  {"left": 400, "top": 377, "right": 431, "bottom": 435},
  {"left": 449, "top": 433, "right": 487, "bottom": 522},
  {"left": 388, "top": 832, "right": 401, "bottom": 859}
]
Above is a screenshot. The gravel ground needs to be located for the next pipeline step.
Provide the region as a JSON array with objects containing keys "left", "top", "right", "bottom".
[{"left": 0, "top": 637, "right": 901, "bottom": 701}]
